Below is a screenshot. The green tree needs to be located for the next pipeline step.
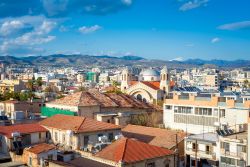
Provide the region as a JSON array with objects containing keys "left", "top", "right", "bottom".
[{"left": 36, "top": 77, "right": 43, "bottom": 87}]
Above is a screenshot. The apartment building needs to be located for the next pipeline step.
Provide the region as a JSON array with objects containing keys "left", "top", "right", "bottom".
[
  {"left": 0, "top": 80, "right": 26, "bottom": 93},
  {"left": 185, "top": 133, "right": 220, "bottom": 167},
  {"left": 163, "top": 92, "right": 250, "bottom": 134},
  {"left": 220, "top": 132, "right": 247, "bottom": 167},
  {"left": 39, "top": 114, "right": 121, "bottom": 150}
]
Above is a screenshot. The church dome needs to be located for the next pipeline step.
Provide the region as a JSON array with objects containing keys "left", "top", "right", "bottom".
[
  {"left": 139, "top": 69, "right": 160, "bottom": 81},
  {"left": 140, "top": 69, "right": 160, "bottom": 76}
]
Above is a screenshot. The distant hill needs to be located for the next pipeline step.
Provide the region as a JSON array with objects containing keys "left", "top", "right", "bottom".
[{"left": 0, "top": 54, "right": 249, "bottom": 69}]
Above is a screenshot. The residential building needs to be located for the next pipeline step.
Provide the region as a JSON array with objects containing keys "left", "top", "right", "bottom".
[
  {"left": 0, "top": 99, "right": 44, "bottom": 117},
  {"left": 94, "top": 137, "right": 175, "bottom": 167},
  {"left": 21, "top": 143, "right": 57, "bottom": 167},
  {"left": 164, "top": 92, "right": 250, "bottom": 134},
  {"left": 220, "top": 132, "right": 247, "bottom": 167},
  {"left": 0, "top": 80, "right": 26, "bottom": 93},
  {"left": 0, "top": 123, "right": 48, "bottom": 161},
  {"left": 39, "top": 114, "right": 121, "bottom": 150},
  {"left": 185, "top": 133, "right": 219, "bottom": 167},
  {"left": 122, "top": 124, "right": 186, "bottom": 162}
]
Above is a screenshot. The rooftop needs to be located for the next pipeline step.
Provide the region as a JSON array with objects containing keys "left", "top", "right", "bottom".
[
  {"left": 122, "top": 124, "right": 186, "bottom": 149},
  {"left": 26, "top": 143, "right": 56, "bottom": 154},
  {"left": 187, "top": 133, "right": 219, "bottom": 143},
  {"left": 48, "top": 90, "right": 153, "bottom": 109},
  {"left": 39, "top": 114, "right": 121, "bottom": 133},
  {"left": 95, "top": 137, "right": 173, "bottom": 164},
  {"left": 0, "top": 123, "right": 48, "bottom": 138}
]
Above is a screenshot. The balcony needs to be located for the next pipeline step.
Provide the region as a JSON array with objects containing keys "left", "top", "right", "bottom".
[
  {"left": 186, "top": 148, "right": 217, "bottom": 160},
  {"left": 220, "top": 148, "right": 247, "bottom": 160}
]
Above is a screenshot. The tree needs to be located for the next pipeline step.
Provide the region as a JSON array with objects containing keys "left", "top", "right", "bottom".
[
  {"left": 36, "top": 77, "right": 43, "bottom": 87},
  {"left": 243, "top": 80, "right": 249, "bottom": 88},
  {"left": 27, "top": 79, "right": 34, "bottom": 91}
]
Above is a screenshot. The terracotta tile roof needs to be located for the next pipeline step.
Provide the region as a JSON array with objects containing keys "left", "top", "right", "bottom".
[
  {"left": 26, "top": 143, "right": 56, "bottom": 154},
  {"left": 95, "top": 137, "right": 173, "bottom": 164},
  {"left": 129, "top": 81, "right": 160, "bottom": 90},
  {"left": 0, "top": 123, "right": 48, "bottom": 139},
  {"left": 122, "top": 124, "right": 186, "bottom": 149},
  {"left": 47, "top": 91, "right": 153, "bottom": 110},
  {"left": 140, "top": 81, "right": 160, "bottom": 90},
  {"left": 39, "top": 114, "right": 121, "bottom": 133},
  {"left": 49, "top": 91, "right": 99, "bottom": 106},
  {"left": 88, "top": 90, "right": 118, "bottom": 107}
]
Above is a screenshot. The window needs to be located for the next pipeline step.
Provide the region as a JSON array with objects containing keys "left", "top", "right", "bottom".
[
  {"left": 55, "top": 132, "right": 58, "bottom": 141},
  {"left": 206, "top": 145, "right": 210, "bottom": 154},
  {"left": 237, "top": 145, "right": 246, "bottom": 153},
  {"left": 165, "top": 105, "right": 172, "bottom": 110},
  {"left": 48, "top": 154, "right": 53, "bottom": 160},
  {"left": 220, "top": 109, "right": 226, "bottom": 117},
  {"left": 62, "top": 134, "right": 65, "bottom": 142},
  {"left": 221, "top": 142, "right": 230, "bottom": 151},
  {"left": 147, "top": 162, "right": 155, "bottom": 167},
  {"left": 98, "top": 133, "right": 103, "bottom": 137},
  {"left": 39, "top": 132, "right": 42, "bottom": 139},
  {"left": 192, "top": 143, "right": 197, "bottom": 150},
  {"left": 108, "top": 133, "right": 113, "bottom": 141},
  {"left": 29, "top": 157, "right": 32, "bottom": 166},
  {"left": 151, "top": 77, "right": 154, "bottom": 81},
  {"left": 84, "top": 136, "right": 89, "bottom": 147}
]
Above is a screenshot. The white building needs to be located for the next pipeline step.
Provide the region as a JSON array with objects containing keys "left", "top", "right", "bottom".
[{"left": 164, "top": 92, "right": 249, "bottom": 134}]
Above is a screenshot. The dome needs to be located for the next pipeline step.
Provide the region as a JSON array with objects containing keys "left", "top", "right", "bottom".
[
  {"left": 140, "top": 69, "right": 160, "bottom": 76},
  {"left": 139, "top": 69, "right": 160, "bottom": 81}
]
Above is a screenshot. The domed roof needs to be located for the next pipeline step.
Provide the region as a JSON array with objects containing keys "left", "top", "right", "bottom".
[{"left": 140, "top": 69, "right": 160, "bottom": 76}]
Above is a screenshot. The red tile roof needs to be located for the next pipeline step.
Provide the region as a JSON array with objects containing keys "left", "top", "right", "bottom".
[
  {"left": 95, "top": 137, "right": 174, "bottom": 164},
  {"left": 39, "top": 114, "right": 121, "bottom": 133},
  {"left": 0, "top": 123, "right": 48, "bottom": 139},
  {"left": 48, "top": 90, "right": 153, "bottom": 109},
  {"left": 26, "top": 143, "right": 56, "bottom": 154},
  {"left": 129, "top": 81, "right": 160, "bottom": 90},
  {"left": 122, "top": 124, "right": 186, "bottom": 149}
]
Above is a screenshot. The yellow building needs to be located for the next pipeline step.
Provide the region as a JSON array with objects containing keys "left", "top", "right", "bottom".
[{"left": 0, "top": 80, "right": 26, "bottom": 93}]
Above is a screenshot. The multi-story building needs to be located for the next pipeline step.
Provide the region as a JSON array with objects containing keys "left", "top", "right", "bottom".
[
  {"left": 185, "top": 133, "right": 220, "bottom": 167},
  {"left": 0, "top": 80, "right": 26, "bottom": 93},
  {"left": 220, "top": 132, "right": 247, "bottom": 167},
  {"left": 163, "top": 92, "right": 250, "bottom": 134}
]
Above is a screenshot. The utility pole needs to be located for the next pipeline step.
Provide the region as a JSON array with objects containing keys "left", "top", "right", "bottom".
[{"left": 195, "top": 139, "right": 198, "bottom": 167}]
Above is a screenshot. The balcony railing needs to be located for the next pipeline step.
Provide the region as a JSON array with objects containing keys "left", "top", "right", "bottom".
[
  {"left": 186, "top": 148, "right": 216, "bottom": 160},
  {"left": 220, "top": 148, "right": 247, "bottom": 160}
]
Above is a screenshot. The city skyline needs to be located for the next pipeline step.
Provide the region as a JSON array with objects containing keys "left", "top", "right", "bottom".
[{"left": 0, "top": 0, "right": 250, "bottom": 60}]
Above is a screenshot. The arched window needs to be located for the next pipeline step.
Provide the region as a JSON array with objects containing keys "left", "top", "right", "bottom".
[
  {"left": 163, "top": 74, "right": 166, "bottom": 80},
  {"left": 151, "top": 77, "right": 154, "bottom": 81},
  {"left": 136, "top": 94, "right": 142, "bottom": 101}
]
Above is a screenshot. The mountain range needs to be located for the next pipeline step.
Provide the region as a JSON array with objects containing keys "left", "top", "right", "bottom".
[{"left": 0, "top": 54, "right": 249, "bottom": 69}]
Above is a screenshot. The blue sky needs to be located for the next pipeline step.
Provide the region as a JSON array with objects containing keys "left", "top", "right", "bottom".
[{"left": 0, "top": 0, "right": 250, "bottom": 60}]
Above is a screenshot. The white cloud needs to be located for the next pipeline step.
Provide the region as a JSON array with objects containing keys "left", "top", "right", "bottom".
[
  {"left": 218, "top": 21, "right": 250, "bottom": 30},
  {"left": 211, "top": 37, "right": 220, "bottom": 43},
  {"left": 0, "top": 18, "right": 57, "bottom": 56},
  {"left": 78, "top": 25, "right": 102, "bottom": 34},
  {"left": 179, "top": 0, "right": 209, "bottom": 11}
]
